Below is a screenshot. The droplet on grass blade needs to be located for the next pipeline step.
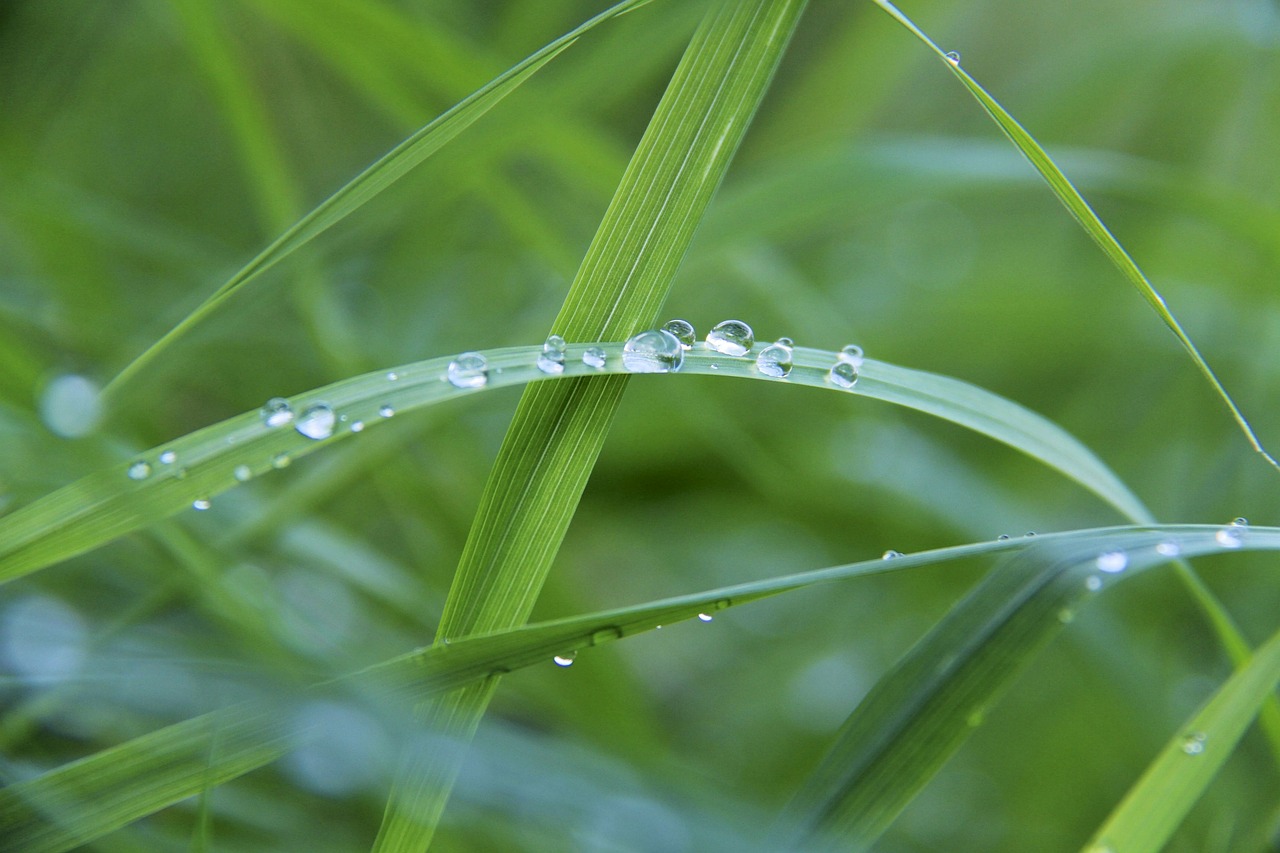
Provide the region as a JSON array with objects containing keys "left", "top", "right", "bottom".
[
  {"left": 127, "top": 460, "right": 152, "bottom": 481},
  {"left": 755, "top": 341, "right": 793, "bottom": 378},
  {"left": 159, "top": 450, "right": 177, "bottom": 465},
  {"left": 233, "top": 465, "right": 253, "bottom": 482},
  {"left": 622, "top": 329, "right": 684, "bottom": 373},
  {"left": 193, "top": 498, "right": 211, "bottom": 511},
  {"left": 1181, "top": 731, "right": 1207, "bottom": 755},
  {"left": 839, "top": 344, "right": 865, "bottom": 369},
  {"left": 882, "top": 550, "right": 903, "bottom": 560},
  {"left": 661, "top": 319, "right": 696, "bottom": 349},
  {"left": 553, "top": 652, "right": 577, "bottom": 667},
  {"left": 261, "top": 398, "right": 294, "bottom": 428},
  {"left": 944, "top": 50, "right": 961, "bottom": 65},
  {"left": 583, "top": 347, "right": 607, "bottom": 369},
  {"left": 829, "top": 360, "right": 858, "bottom": 389},
  {"left": 706, "top": 319, "right": 754, "bottom": 356},
  {"left": 378, "top": 404, "right": 395, "bottom": 418},
  {"left": 447, "top": 352, "right": 489, "bottom": 389},
  {"left": 697, "top": 613, "right": 714, "bottom": 623},
  {"left": 295, "top": 403, "right": 336, "bottom": 440},
  {"left": 537, "top": 334, "right": 567, "bottom": 375},
  {"left": 1095, "top": 550, "right": 1128, "bottom": 573}
]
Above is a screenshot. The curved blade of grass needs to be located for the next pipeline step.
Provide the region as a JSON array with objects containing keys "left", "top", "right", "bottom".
[
  {"left": 872, "top": 0, "right": 1279, "bottom": 472},
  {"left": 779, "top": 523, "right": 1272, "bottom": 851},
  {"left": 0, "top": 342, "right": 1142, "bottom": 584},
  {"left": 4, "top": 524, "right": 1272, "bottom": 853},
  {"left": 100, "top": 0, "right": 654, "bottom": 400},
  {"left": 1082, "top": 620, "right": 1280, "bottom": 853}
]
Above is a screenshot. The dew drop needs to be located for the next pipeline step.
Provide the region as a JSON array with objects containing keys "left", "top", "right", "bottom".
[
  {"left": 193, "top": 498, "right": 211, "bottom": 511},
  {"left": 1096, "top": 550, "right": 1128, "bottom": 574},
  {"left": 622, "top": 329, "right": 684, "bottom": 373},
  {"left": 386, "top": 371, "right": 399, "bottom": 382},
  {"left": 295, "top": 403, "right": 336, "bottom": 440},
  {"left": 776, "top": 336, "right": 794, "bottom": 347},
  {"left": 553, "top": 652, "right": 577, "bottom": 667},
  {"left": 660, "top": 319, "right": 696, "bottom": 349},
  {"left": 1181, "top": 732, "right": 1207, "bottom": 755},
  {"left": 582, "top": 347, "right": 607, "bottom": 369},
  {"left": 697, "top": 613, "right": 714, "bottom": 623},
  {"left": 127, "top": 460, "right": 152, "bottom": 481},
  {"left": 839, "top": 344, "right": 865, "bottom": 369},
  {"left": 1057, "top": 607, "right": 1075, "bottom": 624},
  {"left": 882, "top": 550, "right": 903, "bottom": 560},
  {"left": 1085, "top": 575, "right": 1103, "bottom": 592},
  {"left": 1232, "top": 517, "right": 1249, "bottom": 527},
  {"left": 1215, "top": 525, "right": 1245, "bottom": 549},
  {"left": 1024, "top": 531, "right": 1037, "bottom": 537},
  {"left": 1155, "top": 540, "right": 1180, "bottom": 557},
  {"left": 447, "top": 352, "right": 489, "bottom": 389},
  {"left": 828, "top": 361, "right": 859, "bottom": 389},
  {"left": 232, "top": 465, "right": 252, "bottom": 483},
  {"left": 997, "top": 534, "right": 1011, "bottom": 541},
  {"left": 536, "top": 334, "right": 567, "bottom": 375},
  {"left": 755, "top": 341, "right": 793, "bottom": 378},
  {"left": 378, "top": 405, "right": 395, "bottom": 419},
  {"left": 705, "top": 319, "right": 754, "bottom": 357},
  {"left": 590, "top": 626, "right": 623, "bottom": 646},
  {"left": 159, "top": 450, "right": 177, "bottom": 465},
  {"left": 39, "top": 374, "right": 102, "bottom": 438},
  {"left": 261, "top": 398, "right": 294, "bottom": 428},
  {"left": 944, "top": 50, "right": 961, "bottom": 65},
  {"left": 271, "top": 453, "right": 292, "bottom": 469}
]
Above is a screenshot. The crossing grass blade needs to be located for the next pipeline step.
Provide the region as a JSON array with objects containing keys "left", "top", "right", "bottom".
[
  {"left": 871, "top": 0, "right": 1280, "bottom": 472},
  {"left": 3, "top": 524, "right": 1271, "bottom": 853},
  {"left": 100, "top": 0, "right": 655, "bottom": 400}
]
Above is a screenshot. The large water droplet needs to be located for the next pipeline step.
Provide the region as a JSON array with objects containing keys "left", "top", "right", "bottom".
[
  {"left": 295, "top": 403, "right": 336, "bottom": 440},
  {"left": 944, "top": 50, "right": 961, "bottom": 65},
  {"left": 261, "top": 398, "right": 294, "bottom": 428},
  {"left": 828, "top": 361, "right": 858, "bottom": 389},
  {"left": 755, "top": 342, "right": 793, "bottom": 378},
  {"left": 1181, "top": 732, "right": 1207, "bottom": 755},
  {"left": 661, "top": 319, "right": 696, "bottom": 349},
  {"left": 39, "top": 374, "right": 102, "bottom": 438},
  {"left": 1096, "top": 551, "right": 1128, "bottom": 573},
  {"left": 447, "top": 352, "right": 489, "bottom": 389},
  {"left": 127, "top": 460, "right": 152, "bottom": 481},
  {"left": 193, "top": 498, "right": 211, "bottom": 511},
  {"left": 622, "top": 329, "right": 684, "bottom": 373},
  {"left": 705, "top": 320, "right": 754, "bottom": 357},
  {"left": 536, "top": 334, "right": 567, "bottom": 375},
  {"left": 583, "top": 347, "right": 607, "bottom": 369},
  {"left": 553, "top": 652, "right": 577, "bottom": 667}
]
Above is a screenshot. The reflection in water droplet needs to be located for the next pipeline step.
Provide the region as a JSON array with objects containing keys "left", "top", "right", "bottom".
[
  {"left": 233, "top": 464, "right": 253, "bottom": 482},
  {"left": 1085, "top": 576, "right": 1103, "bottom": 592},
  {"left": 1096, "top": 551, "right": 1128, "bottom": 573},
  {"left": 583, "top": 347, "right": 607, "bottom": 369},
  {"left": 272, "top": 453, "right": 292, "bottom": 469},
  {"left": 622, "top": 329, "right": 684, "bottom": 373},
  {"left": 378, "top": 404, "right": 395, "bottom": 418},
  {"left": 661, "top": 319, "right": 696, "bottom": 349},
  {"left": 193, "top": 498, "right": 211, "bottom": 511},
  {"left": 882, "top": 550, "right": 903, "bottom": 560},
  {"left": 447, "top": 352, "right": 489, "bottom": 389},
  {"left": 755, "top": 342, "right": 794, "bottom": 378},
  {"left": 537, "top": 334, "right": 567, "bottom": 375},
  {"left": 386, "top": 371, "right": 399, "bottom": 381},
  {"left": 1181, "top": 732, "right": 1207, "bottom": 755},
  {"left": 1156, "top": 540, "right": 1180, "bottom": 557},
  {"left": 1215, "top": 526, "right": 1244, "bottom": 548},
  {"left": 159, "top": 450, "right": 177, "bottom": 465},
  {"left": 127, "top": 460, "right": 152, "bottom": 481},
  {"left": 828, "top": 361, "right": 858, "bottom": 389},
  {"left": 839, "top": 344, "right": 864, "bottom": 369},
  {"left": 705, "top": 319, "right": 754, "bottom": 356},
  {"left": 350, "top": 421, "right": 365, "bottom": 433},
  {"left": 697, "top": 613, "right": 713, "bottom": 622},
  {"left": 944, "top": 50, "right": 961, "bottom": 65},
  {"left": 261, "top": 398, "right": 294, "bottom": 428},
  {"left": 553, "top": 652, "right": 577, "bottom": 667},
  {"left": 295, "top": 403, "right": 336, "bottom": 440}
]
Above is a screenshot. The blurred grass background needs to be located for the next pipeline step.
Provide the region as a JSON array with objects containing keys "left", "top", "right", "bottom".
[{"left": 1, "top": 0, "right": 1279, "bottom": 850}]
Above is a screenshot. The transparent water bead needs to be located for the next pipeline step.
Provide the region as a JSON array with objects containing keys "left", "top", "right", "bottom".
[
  {"left": 536, "top": 334, "right": 567, "bottom": 375},
  {"left": 1156, "top": 540, "right": 1181, "bottom": 558},
  {"left": 1215, "top": 522, "right": 1245, "bottom": 548},
  {"left": 776, "top": 336, "right": 794, "bottom": 347},
  {"left": 378, "top": 404, "right": 395, "bottom": 418},
  {"left": 193, "top": 498, "right": 211, "bottom": 511},
  {"left": 233, "top": 464, "right": 253, "bottom": 482},
  {"left": 622, "top": 329, "right": 684, "bottom": 373},
  {"left": 295, "top": 403, "right": 336, "bottom": 440},
  {"left": 261, "top": 398, "right": 294, "bottom": 428},
  {"left": 447, "top": 352, "right": 489, "bottom": 389},
  {"left": 755, "top": 341, "right": 793, "bottom": 378},
  {"left": 661, "top": 319, "right": 696, "bottom": 349},
  {"left": 944, "top": 50, "right": 961, "bottom": 65},
  {"left": 386, "top": 371, "right": 399, "bottom": 382},
  {"left": 159, "top": 450, "right": 177, "bottom": 465},
  {"left": 350, "top": 421, "right": 365, "bottom": 433},
  {"left": 272, "top": 452, "right": 292, "bottom": 469},
  {"left": 697, "top": 613, "right": 714, "bottom": 623},
  {"left": 127, "top": 460, "right": 152, "bottom": 481},
  {"left": 997, "top": 534, "right": 1011, "bottom": 541},
  {"left": 583, "top": 346, "right": 607, "bottom": 369},
  {"left": 706, "top": 319, "right": 754, "bottom": 357},
  {"left": 828, "top": 360, "right": 858, "bottom": 389},
  {"left": 553, "top": 652, "right": 577, "bottom": 667},
  {"left": 1181, "top": 731, "right": 1207, "bottom": 755},
  {"left": 1095, "top": 550, "right": 1128, "bottom": 574},
  {"left": 882, "top": 550, "right": 903, "bottom": 560},
  {"left": 839, "top": 344, "right": 865, "bottom": 369}
]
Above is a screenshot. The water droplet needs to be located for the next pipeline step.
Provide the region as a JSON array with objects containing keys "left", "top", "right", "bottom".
[
  {"left": 839, "top": 344, "right": 865, "bottom": 369},
  {"left": 997, "top": 534, "right": 1010, "bottom": 541},
  {"left": 661, "top": 319, "right": 696, "bottom": 349},
  {"left": 583, "top": 347, "right": 607, "bottom": 369},
  {"left": 1096, "top": 550, "right": 1128, "bottom": 573},
  {"left": 193, "top": 498, "right": 211, "bottom": 511},
  {"left": 1085, "top": 576, "right": 1103, "bottom": 592},
  {"left": 1232, "top": 517, "right": 1249, "bottom": 527},
  {"left": 776, "top": 336, "right": 794, "bottom": 347},
  {"left": 295, "top": 403, "right": 336, "bottom": 440},
  {"left": 1057, "top": 608, "right": 1075, "bottom": 624},
  {"left": 553, "top": 652, "right": 577, "bottom": 667},
  {"left": 697, "top": 613, "right": 713, "bottom": 623},
  {"left": 447, "top": 352, "right": 489, "bottom": 389},
  {"left": 350, "top": 421, "right": 365, "bottom": 433},
  {"left": 755, "top": 342, "right": 793, "bottom": 378},
  {"left": 127, "top": 460, "right": 152, "bottom": 481},
  {"left": 622, "top": 329, "right": 684, "bottom": 373},
  {"left": 536, "top": 334, "right": 567, "bottom": 375},
  {"left": 233, "top": 464, "right": 253, "bottom": 482},
  {"left": 1181, "top": 732, "right": 1207, "bottom": 755},
  {"left": 1024, "top": 531, "right": 1037, "bottom": 537},
  {"left": 39, "top": 374, "right": 102, "bottom": 438},
  {"left": 1156, "top": 540, "right": 1181, "bottom": 557},
  {"left": 1215, "top": 525, "right": 1245, "bottom": 549},
  {"left": 882, "top": 550, "right": 903, "bottom": 560},
  {"left": 386, "top": 371, "right": 399, "bottom": 382},
  {"left": 944, "top": 50, "right": 961, "bottom": 65},
  {"left": 260, "top": 398, "right": 294, "bottom": 428},
  {"left": 159, "top": 450, "right": 177, "bottom": 465},
  {"left": 705, "top": 319, "right": 754, "bottom": 357},
  {"left": 272, "top": 453, "right": 291, "bottom": 469},
  {"left": 828, "top": 361, "right": 859, "bottom": 389},
  {"left": 378, "top": 404, "right": 395, "bottom": 418},
  {"left": 590, "top": 626, "right": 623, "bottom": 645}
]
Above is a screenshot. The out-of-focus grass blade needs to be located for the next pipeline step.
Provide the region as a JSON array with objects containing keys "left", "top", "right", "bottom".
[
  {"left": 1082, "top": 621, "right": 1280, "bottom": 853},
  {"left": 101, "top": 0, "right": 654, "bottom": 399},
  {"left": 779, "top": 523, "right": 1273, "bottom": 852},
  {"left": 872, "top": 0, "right": 1279, "bottom": 472},
  {"left": 5, "top": 524, "right": 1271, "bottom": 853}
]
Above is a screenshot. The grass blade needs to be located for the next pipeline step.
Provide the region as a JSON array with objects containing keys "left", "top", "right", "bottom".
[
  {"left": 872, "top": 0, "right": 1279, "bottom": 472},
  {"left": 101, "top": 0, "right": 654, "bottom": 399}
]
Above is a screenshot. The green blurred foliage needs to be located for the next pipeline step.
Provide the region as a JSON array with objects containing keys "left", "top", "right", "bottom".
[{"left": 1, "top": 0, "right": 1278, "bottom": 850}]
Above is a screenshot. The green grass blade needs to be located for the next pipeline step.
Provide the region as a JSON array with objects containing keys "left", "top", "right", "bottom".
[
  {"left": 100, "top": 0, "right": 654, "bottom": 400},
  {"left": 1082, "top": 622, "right": 1280, "bottom": 853},
  {"left": 872, "top": 0, "right": 1279, "bottom": 472}
]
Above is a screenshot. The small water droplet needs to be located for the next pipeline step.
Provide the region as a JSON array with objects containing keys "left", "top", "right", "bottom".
[
  {"left": 553, "top": 652, "right": 577, "bottom": 667},
  {"left": 839, "top": 344, "right": 864, "bottom": 369},
  {"left": 387, "top": 372, "right": 399, "bottom": 382},
  {"left": 1181, "top": 732, "right": 1207, "bottom": 755},
  {"left": 260, "top": 398, "right": 294, "bottom": 428},
  {"left": 271, "top": 453, "right": 291, "bottom": 469},
  {"left": 193, "top": 498, "right": 211, "bottom": 511},
  {"left": 536, "top": 334, "right": 567, "bottom": 375},
  {"left": 1085, "top": 575, "right": 1103, "bottom": 592},
  {"left": 127, "top": 460, "right": 152, "bottom": 481},
  {"left": 1156, "top": 540, "right": 1180, "bottom": 557},
  {"left": 622, "top": 329, "right": 684, "bottom": 373},
  {"left": 1096, "top": 550, "right": 1128, "bottom": 573},
  {"left": 590, "top": 626, "right": 623, "bottom": 646},
  {"left": 755, "top": 341, "right": 793, "bottom": 378},
  {"left": 776, "top": 336, "right": 794, "bottom": 347},
  {"left": 697, "top": 613, "right": 713, "bottom": 623},
  {"left": 882, "top": 550, "right": 903, "bottom": 560},
  {"left": 828, "top": 361, "right": 859, "bottom": 389},
  {"left": 705, "top": 319, "right": 754, "bottom": 357},
  {"left": 1215, "top": 525, "right": 1245, "bottom": 548},
  {"left": 350, "top": 421, "right": 365, "bottom": 433},
  {"left": 1058, "top": 608, "right": 1075, "bottom": 624},
  {"left": 233, "top": 464, "right": 253, "bottom": 482},
  {"left": 295, "top": 403, "right": 336, "bottom": 440},
  {"left": 997, "top": 533, "right": 1011, "bottom": 541},
  {"left": 159, "top": 450, "right": 177, "bottom": 465},
  {"left": 1232, "top": 517, "right": 1249, "bottom": 527},
  {"left": 1024, "top": 531, "right": 1037, "bottom": 537},
  {"left": 661, "top": 319, "right": 696, "bottom": 349},
  {"left": 378, "top": 404, "right": 395, "bottom": 419},
  {"left": 582, "top": 347, "right": 607, "bottom": 369},
  {"left": 447, "top": 352, "right": 489, "bottom": 389},
  {"left": 944, "top": 50, "right": 961, "bottom": 65}
]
